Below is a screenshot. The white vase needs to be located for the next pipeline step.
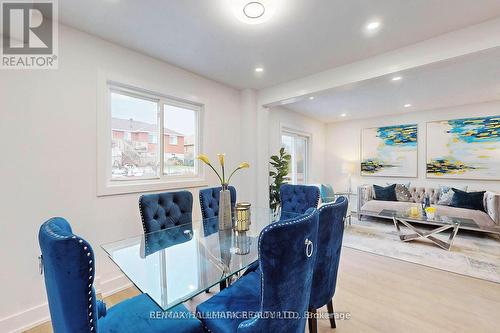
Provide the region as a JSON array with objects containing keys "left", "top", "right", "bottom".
[{"left": 218, "top": 188, "right": 232, "bottom": 230}]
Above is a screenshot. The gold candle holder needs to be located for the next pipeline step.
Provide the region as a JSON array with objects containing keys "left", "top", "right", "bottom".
[{"left": 234, "top": 202, "right": 251, "bottom": 231}]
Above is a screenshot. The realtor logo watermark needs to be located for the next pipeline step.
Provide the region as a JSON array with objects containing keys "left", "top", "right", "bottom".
[{"left": 1, "top": 0, "right": 58, "bottom": 69}]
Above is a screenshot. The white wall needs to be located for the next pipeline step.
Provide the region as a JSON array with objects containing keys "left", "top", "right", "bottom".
[
  {"left": 0, "top": 25, "right": 248, "bottom": 332},
  {"left": 269, "top": 107, "right": 326, "bottom": 184},
  {"left": 325, "top": 101, "right": 500, "bottom": 193}
]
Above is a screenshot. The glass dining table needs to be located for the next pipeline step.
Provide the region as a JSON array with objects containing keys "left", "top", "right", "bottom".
[{"left": 101, "top": 207, "right": 282, "bottom": 311}]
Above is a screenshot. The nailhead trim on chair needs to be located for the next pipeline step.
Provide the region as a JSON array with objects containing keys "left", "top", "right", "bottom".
[
  {"left": 238, "top": 209, "right": 317, "bottom": 330},
  {"left": 199, "top": 192, "right": 209, "bottom": 233},
  {"left": 138, "top": 195, "right": 151, "bottom": 254},
  {"left": 42, "top": 220, "right": 96, "bottom": 333},
  {"left": 71, "top": 234, "right": 96, "bottom": 333}
]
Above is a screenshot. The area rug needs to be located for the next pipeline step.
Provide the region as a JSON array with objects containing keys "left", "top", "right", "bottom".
[{"left": 343, "top": 216, "right": 500, "bottom": 283}]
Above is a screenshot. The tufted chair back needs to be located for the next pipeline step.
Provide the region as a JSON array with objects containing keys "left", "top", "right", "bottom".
[
  {"left": 142, "top": 223, "right": 194, "bottom": 257},
  {"left": 39, "top": 217, "right": 99, "bottom": 333},
  {"left": 279, "top": 184, "right": 320, "bottom": 220},
  {"left": 199, "top": 186, "right": 237, "bottom": 219},
  {"left": 139, "top": 191, "right": 193, "bottom": 234},
  {"left": 238, "top": 209, "right": 319, "bottom": 333},
  {"left": 309, "top": 197, "right": 348, "bottom": 310}
]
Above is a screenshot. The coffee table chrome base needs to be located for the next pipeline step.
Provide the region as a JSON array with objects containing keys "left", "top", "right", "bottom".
[{"left": 393, "top": 217, "right": 460, "bottom": 251}]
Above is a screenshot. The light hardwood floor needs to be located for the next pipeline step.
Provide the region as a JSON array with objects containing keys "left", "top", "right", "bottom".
[{"left": 26, "top": 247, "right": 500, "bottom": 333}]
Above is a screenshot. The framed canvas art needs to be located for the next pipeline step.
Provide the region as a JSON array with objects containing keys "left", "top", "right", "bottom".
[
  {"left": 361, "top": 124, "right": 418, "bottom": 177},
  {"left": 426, "top": 116, "right": 500, "bottom": 180}
]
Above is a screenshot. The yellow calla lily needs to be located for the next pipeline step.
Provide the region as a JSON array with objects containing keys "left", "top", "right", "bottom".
[
  {"left": 218, "top": 153, "right": 225, "bottom": 167},
  {"left": 197, "top": 154, "right": 211, "bottom": 165},
  {"left": 238, "top": 162, "right": 250, "bottom": 169}
]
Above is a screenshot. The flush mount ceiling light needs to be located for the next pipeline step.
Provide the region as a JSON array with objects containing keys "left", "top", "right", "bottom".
[
  {"left": 255, "top": 67, "right": 264, "bottom": 72},
  {"left": 364, "top": 19, "right": 382, "bottom": 36},
  {"left": 340, "top": 113, "right": 347, "bottom": 117},
  {"left": 404, "top": 103, "right": 412, "bottom": 108},
  {"left": 309, "top": 96, "right": 315, "bottom": 100},
  {"left": 243, "top": 2, "right": 265, "bottom": 19},
  {"left": 230, "top": 0, "right": 279, "bottom": 25},
  {"left": 392, "top": 76, "right": 402, "bottom": 81}
]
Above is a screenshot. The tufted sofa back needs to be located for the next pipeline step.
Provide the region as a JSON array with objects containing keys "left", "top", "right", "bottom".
[
  {"left": 39, "top": 217, "right": 99, "bottom": 333},
  {"left": 358, "top": 185, "right": 440, "bottom": 209},
  {"left": 199, "top": 186, "right": 237, "bottom": 219},
  {"left": 139, "top": 191, "right": 193, "bottom": 234},
  {"left": 279, "top": 184, "right": 320, "bottom": 220}
]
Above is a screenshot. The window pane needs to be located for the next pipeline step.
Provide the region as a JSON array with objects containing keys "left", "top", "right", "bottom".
[
  {"left": 163, "top": 104, "right": 197, "bottom": 176},
  {"left": 111, "top": 92, "right": 159, "bottom": 179},
  {"left": 295, "top": 136, "right": 307, "bottom": 185},
  {"left": 281, "top": 132, "right": 308, "bottom": 185},
  {"left": 281, "top": 134, "right": 294, "bottom": 182}
]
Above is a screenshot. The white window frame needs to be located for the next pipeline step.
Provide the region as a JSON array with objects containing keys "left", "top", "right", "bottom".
[
  {"left": 98, "top": 80, "right": 206, "bottom": 196},
  {"left": 169, "top": 135, "right": 178, "bottom": 145},
  {"left": 280, "top": 127, "right": 311, "bottom": 185}
]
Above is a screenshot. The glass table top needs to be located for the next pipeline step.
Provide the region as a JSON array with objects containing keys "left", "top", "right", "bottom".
[{"left": 101, "top": 207, "right": 282, "bottom": 311}]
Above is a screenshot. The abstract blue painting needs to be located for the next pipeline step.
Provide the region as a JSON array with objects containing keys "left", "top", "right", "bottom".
[
  {"left": 427, "top": 116, "right": 500, "bottom": 180},
  {"left": 361, "top": 124, "right": 418, "bottom": 177}
]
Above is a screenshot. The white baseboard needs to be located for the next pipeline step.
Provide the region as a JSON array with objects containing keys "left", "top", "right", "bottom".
[
  {"left": 0, "top": 273, "right": 131, "bottom": 333},
  {"left": 98, "top": 273, "right": 133, "bottom": 297},
  {"left": 0, "top": 302, "right": 50, "bottom": 333}
]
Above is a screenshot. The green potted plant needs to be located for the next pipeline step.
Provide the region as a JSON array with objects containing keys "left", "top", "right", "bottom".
[{"left": 269, "top": 147, "right": 291, "bottom": 220}]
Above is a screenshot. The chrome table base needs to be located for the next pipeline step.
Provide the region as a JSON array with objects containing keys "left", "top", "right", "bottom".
[{"left": 393, "top": 217, "right": 460, "bottom": 251}]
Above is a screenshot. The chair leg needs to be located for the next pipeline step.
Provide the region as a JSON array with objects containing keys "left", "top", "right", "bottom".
[
  {"left": 327, "top": 300, "right": 336, "bottom": 329},
  {"left": 219, "top": 280, "right": 227, "bottom": 291},
  {"left": 308, "top": 309, "right": 318, "bottom": 333}
]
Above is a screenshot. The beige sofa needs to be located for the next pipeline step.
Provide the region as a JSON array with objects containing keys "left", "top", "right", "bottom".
[{"left": 357, "top": 184, "right": 500, "bottom": 228}]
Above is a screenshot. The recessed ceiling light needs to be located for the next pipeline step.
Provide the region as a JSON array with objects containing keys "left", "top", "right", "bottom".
[
  {"left": 392, "top": 76, "right": 402, "bottom": 81},
  {"left": 404, "top": 104, "right": 412, "bottom": 108},
  {"left": 363, "top": 19, "right": 382, "bottom": 36},
  {"left": 243, "top": 2, "right": 265, "bottom": 19},
  {"left": 366, "top": 20, "right": 381, "bottom": 31},
  {"left": 340, "top": 113, "right": 347, "bottom": 117},
  {"left": 255, "top": 67, "right": 264, "bottom": 72},
  {"left": 309, "top": 96, "right": 315, "bottom": 100}
]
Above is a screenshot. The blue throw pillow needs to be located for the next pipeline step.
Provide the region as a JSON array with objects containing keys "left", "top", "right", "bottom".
[
  {"left": 450, "top": 188, "right": 485, "bottom": 211},
  {"left": 320, "top": 184, "right": 335, "bottom": 203},
  {"left": 373, "top": 184, "right": 397, "bottom": 201}
]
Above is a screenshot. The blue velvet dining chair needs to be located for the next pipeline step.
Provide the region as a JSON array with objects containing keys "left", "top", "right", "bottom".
[
  {"left": 280, "top": 184, "right": 320, "bottom": 220},
  {"left": 139, "top": 190, "right": 193, "bottom": 234},
  {"left": 196, "top": 209, "right": 319, "bottom": 333},
  {"left": 199, "top": 186, "right": 236, "bottom": 236},
  {"left": 308, "top": 196, "right": 348, "bottom": 332},
  {"left": 38, "top": 217, "right": 203, "bottom": 333}
]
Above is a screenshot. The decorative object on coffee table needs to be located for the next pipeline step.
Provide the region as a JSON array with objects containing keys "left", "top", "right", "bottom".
[
  {"left": 426, "top": 116, "right": 500, "bottom": 180},
  {"left": 197, "top": 153, "right": 250, "bottom": 230},
  {"left": 361, "top": 124, "right": 418, "bottom": 177}
]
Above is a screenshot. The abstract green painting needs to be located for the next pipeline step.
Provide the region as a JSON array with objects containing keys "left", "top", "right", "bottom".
[
  {"left": 361, "top": 124, "right": 418, "bottom": 177},
  {"left": 426, "top": 116, "right": 500, "bottom": 180}
]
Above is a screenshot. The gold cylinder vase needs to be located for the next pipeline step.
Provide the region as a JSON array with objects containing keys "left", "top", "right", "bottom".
[{"left": 234, "top": 202, "right": 251, "bottom": 232}]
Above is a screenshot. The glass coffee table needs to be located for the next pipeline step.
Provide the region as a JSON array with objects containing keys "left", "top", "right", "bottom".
[{"left": 360, "top": 209, "right": 500, "bottom": 251}]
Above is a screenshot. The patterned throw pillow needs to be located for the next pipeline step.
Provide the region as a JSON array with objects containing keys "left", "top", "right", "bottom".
[
  {"left": 438, "top": 185, "right": 467, "bottom": 206},
  {"left": 395, "top": 184, "right": 412, "bottom": 202}
]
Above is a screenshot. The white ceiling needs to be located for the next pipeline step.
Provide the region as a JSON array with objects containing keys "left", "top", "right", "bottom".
[
  {"left": 284, "top": 47, "right": 500, "bottom": 122},
  {"left": 59, "top": 0, "right": 500, "bottom": 89}
]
